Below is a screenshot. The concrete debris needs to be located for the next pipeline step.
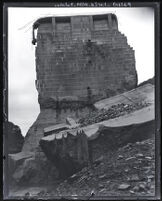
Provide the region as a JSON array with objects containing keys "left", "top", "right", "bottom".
[
  {"left": 133, "top": 186, "right": 140, "bottom": 192},
  {"left": 145, "top": 156, "right": 152, "bottom": 160},
  {"left": 125, "top": 157, "right": 136, "bottom": 161},
  {"left": 66, "top": 117, "right": 80, "bottom": 128},
  {"left": 147, "top": 175, "right": 154, "bottom": 179},
  {"left": 124, "top": 168, "right": 129, "bottom": 172},
  {"left": 128, "top": 174, "right": 140, "bottom": 181},
  {"left": 118, "top": 155, "right": 124, "bottom": 159},
  {"left": 78, "top": 102, "right": 151, "bottom": 127},
  {"left": 94, "top": 156, "right": 104, "bottom": 163},
  {"left": 98, "top": 174, "right": 107, "bottom": 179},
  {"left": 136, "top": 153, "right": 144, "bottom": 157},
  {"left": 139, "top": 184, "right": 146, "bottom": 191},
  {"left": 118, "top": 183, "right": 131, "bottom": 190},
  {"left": 99, "top": 188, "right": 106, "bottom": 193},
  {"left": 99, "top": 184, "right": 105, "bottom": 188}
]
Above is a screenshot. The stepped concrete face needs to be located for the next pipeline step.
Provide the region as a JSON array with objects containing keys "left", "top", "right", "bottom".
[{"left": 23, "top": 13, "right": 137, "bottom": 152}]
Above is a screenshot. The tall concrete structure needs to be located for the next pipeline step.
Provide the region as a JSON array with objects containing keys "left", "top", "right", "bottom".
[{"left": 22, "top": 13, "right": 137, "bottom": 152}]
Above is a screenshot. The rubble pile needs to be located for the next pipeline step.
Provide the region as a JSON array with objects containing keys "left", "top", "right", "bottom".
[
  {"left": 38, "top": 137, "right": 155, "bottom": 197},
  {"left": 78, "top": 102, "right": 151, "bottom": 127},
  {"left": 18, "top": 136, "right": 155, "bottom": 198}
]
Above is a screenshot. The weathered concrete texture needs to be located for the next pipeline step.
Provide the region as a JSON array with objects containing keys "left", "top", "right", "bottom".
[
  {"left": 39, "top": 86, "right": 154, "bottom": 178},
  {"left": 22, "top": 107, "right": 94, "bottom": 152},
  {"left": 33, "top": 13, "right": 137, "bottom": 109},
  {"left": 94, "top": 84, "right": 154, "bottom": 110}
]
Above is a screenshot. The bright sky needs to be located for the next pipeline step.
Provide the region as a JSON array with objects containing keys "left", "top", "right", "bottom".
[{"left": 8, "top": 7, "right": 154, "bottom": 136}]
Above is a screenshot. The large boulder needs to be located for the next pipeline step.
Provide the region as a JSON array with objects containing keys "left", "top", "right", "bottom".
[
  {"left": 9, "top": 148, "right": 58, "bottom": 186},
  {"left": 5, "top": 121, "right": 24, "bottom": 154}
]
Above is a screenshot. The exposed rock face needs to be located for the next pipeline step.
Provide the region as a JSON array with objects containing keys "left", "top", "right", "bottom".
[{"left": 6, "top": 121, "right": 24, "bottom": 154}]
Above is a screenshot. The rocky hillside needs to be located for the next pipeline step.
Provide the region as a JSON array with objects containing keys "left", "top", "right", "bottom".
[{"left": 5, "top": 121, "right": 24, "bottom": 154}]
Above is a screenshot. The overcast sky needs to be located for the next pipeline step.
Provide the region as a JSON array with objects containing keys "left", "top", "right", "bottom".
[{"left": 8, "top": 7, "right": 154, "bottom": 136}]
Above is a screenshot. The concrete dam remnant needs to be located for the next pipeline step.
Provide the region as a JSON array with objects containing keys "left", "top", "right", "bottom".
[
  {"left": 22, "top": 13, "right": 138, "bottom": 153},
  {"left": 32, "top": 13, "right": 137, "bottom": 110},
  {"left": 9, "top": 13, "right": 139, "bottom": 185}
]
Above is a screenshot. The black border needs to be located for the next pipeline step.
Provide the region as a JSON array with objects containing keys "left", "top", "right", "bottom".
[{"left": 2, "top": 1, "right": 161, "bottom": 200}]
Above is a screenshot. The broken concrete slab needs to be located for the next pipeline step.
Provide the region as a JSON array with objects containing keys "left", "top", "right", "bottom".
[
  {"left": 8, "top": 152, "right": 34, "bottom": 176},
  {"left": 94, "top": 84, "right": 154, "bottom": 110},
  {"left": 66, "top": 117, "right": 80, "bottom": 128},
  {"left": 40, "top": 129, "right": 89, "bottom": 178},
  {"left": 40, "top": 115, "right": 155, "bottom": 178},
  {"left": 10, "top": 150, "right": 58, "bottom": 185},
  {"left": 44, "top": 123, "right": 69, "bottom": 136}
]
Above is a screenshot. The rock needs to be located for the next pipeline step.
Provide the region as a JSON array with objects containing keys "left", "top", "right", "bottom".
[
  {"left": 8, "top": 152, "right": 34, "bottom": 176},
  {"left": 37, "top": 190, "right": 45, "bottom": 196},
  {"left": 12, "top": 151, "right": 58, "bottom": 185},
  {"left": 125, "top": 156, "right": 136, "bottom": 161},
  {"left": 99, "top": 184, "right": 105, "bottom": 188},
  {"left": 40, "top": 129, "right": 90, "bottom": 178},
  {"left": 5, "top": 121, "right": 24, "bottom": 154},
  {"left": 94, "top": 156, "right": 104, "bottom": 163},
  {"left": 136, "top": 141, "right": 145, "bottom": 145},
  {"left": 123, "top": 144, "right": 131, "bottom": 149},
  {"left": 145, "top": 156, "right": 152, "bottom": 160},
  {"left": 93, "top": 156, "right": 104, "bottom": 167},
  {"left": 147, "top": 179, "right": 152, "bottom": 183},
  {"left": 77, "top": 175, "right": 87, "bottom": 183},
  {"left": 136, "top": 153, "right": 144, "bottom": 157},
  {"left": 147, "top": 175, "right": 154, "bottom": 179},
  {"left": 118, "top": 155, "right": 124, "bottom": 159},
  {"left": 128, "top": 174, "right": 140, "bottom": 181},
  {"left": 124, "top": 168, "right": 129, "bottom": 172},
  {"left": 98, "top": 174, "right": 107, "bottom": 179},
  {"left": 133, "top": 186, "right": 140, "bottom": 192},
  {"left": 68, "top": 174, "right": 79, "bottom": 183},
  {"left": 24, "top": 192, "right": 30, "bottom": 197},
  {"left": 99, "top": 188, "right": 106, "bottom": 193},
  {"left": 139, "top": 183, "right": 147, "bottom": 191},
  {"left": 66, "top": 117, "right": 79, "bottom": 128},
  {"left": 118, "top": 183, "right": 130, "bottom": 190}
]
